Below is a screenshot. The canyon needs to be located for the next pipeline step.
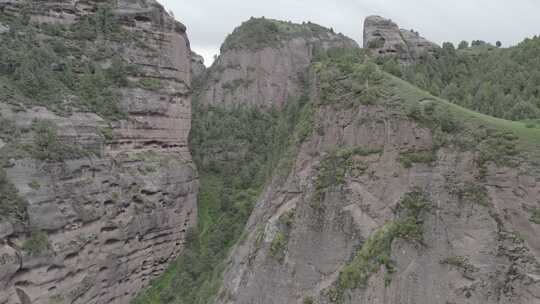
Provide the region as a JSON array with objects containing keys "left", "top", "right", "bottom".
[{"left": 0, "top": 3, "right": 540, "bottom": 304}]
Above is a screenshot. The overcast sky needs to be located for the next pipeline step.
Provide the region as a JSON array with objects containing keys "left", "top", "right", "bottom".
[{"left": 159, "top": 0, "right": 540, "bottom": 66}]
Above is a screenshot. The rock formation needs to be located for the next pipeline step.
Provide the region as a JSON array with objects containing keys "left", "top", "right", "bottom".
[
  {"left": 363, "top": 15, "right": 437, "bottom": 62},
  {"left": 197, "top": 18, "right": 358, "bottom": 108},
  {"left": 0, "top": 1, "right": 198, "bottom": 303},
  {"left": 190, "top": 51, "right": 206, "bottom": 81},
  {"left": 211, "top": 55, "right": 540, "bottom": 304}
]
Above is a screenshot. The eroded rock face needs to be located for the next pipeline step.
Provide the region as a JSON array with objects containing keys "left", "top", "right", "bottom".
[
  {"left": 198, "top": 20, "right": 358, "bottom": 108},
  {"left": 213, "top": 76, "right": 540, "bottom": 304},
  {"left": 0, "top": 1, "right": 198, "bottom": 303},
  {"left": 191, "top": 51, "right": 206, "bottom": 81},
  {"left": 363, "top": 15, "right": 437, "bottom": 62}
]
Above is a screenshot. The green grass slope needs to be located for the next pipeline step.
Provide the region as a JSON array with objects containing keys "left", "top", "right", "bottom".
[
  {"left": 388, "top": 74, "right": 540, "bottom": 151},
  {"left": 390, "top": 37, "right": 540, "bottom": 121}
]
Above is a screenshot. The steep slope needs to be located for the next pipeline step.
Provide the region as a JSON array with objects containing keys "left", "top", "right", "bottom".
[
  {"left": 365, "top": 16, "right": 540, "bottom": 121},
  {"left": 0, "top": 1, "right": 198, "bottom": 303},
  {"left": 198, "top": 17, "right": 358, "bottom": 108},
  {"left": 213, "top": 50, "right": 540, "bottom": 304},
  {"left": 134, "top": 18, "right": 349, "bottom": 304},
  {"left": 394, "top": 37, "right": 540, "bottom": 120}
]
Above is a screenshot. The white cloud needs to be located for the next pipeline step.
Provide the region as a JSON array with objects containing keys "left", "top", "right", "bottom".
[{"left": 159, "top": 0, "right": 540, "bottom": 66}]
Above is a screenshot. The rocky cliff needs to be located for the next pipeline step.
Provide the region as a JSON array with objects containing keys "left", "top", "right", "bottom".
[
  {"left": 363, "top": 15, "right": 437, "bottom": 62},
  {"left": 190, "top": 51, "right": 206, "bottom": 81},
  {"left": 212, "top": 50, "right": 540, "bottom": 304},
  {"left": 0, "top": 1, "right": 198, "bottom": 303},
  {"left": 197, "top": 18, "right": 358, "bottom": 108}
]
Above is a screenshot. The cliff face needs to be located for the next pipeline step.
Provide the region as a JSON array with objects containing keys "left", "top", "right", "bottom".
[
  {"left": 363, "top": 15, "right": 437, "bottom": 62},
  {"left": 197, "top": 18, "right": 358, "bottom": 108},
  {"left": 212, "top": 53, "right": 540, "bottom": 304},
  {"left": 190, "top": 51, "right": 206, "bottom": 81},
  {"left": 0, "top": 1, "right": 198, "bottom": 304}
]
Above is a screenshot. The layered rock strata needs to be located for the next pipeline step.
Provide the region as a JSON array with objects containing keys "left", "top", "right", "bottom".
[{"left": 0, "top": 1, "right": 198, "bottom": 303}]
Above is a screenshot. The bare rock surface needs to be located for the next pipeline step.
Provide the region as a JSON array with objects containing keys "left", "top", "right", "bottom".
[
  {"left": 363, "top": 15, "right": 437, "bottom": 62},
  {"left": 0, "top": 1, "right": 198, "bottom": 303},
  {"left": 191, "top": 51, "right": 206, "bottom": 81}
]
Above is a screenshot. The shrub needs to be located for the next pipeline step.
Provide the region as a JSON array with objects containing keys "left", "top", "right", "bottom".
[
  {"left": 303, "top": 296, "right": 315, "bottom": 304},
  {"left": 28, "top": 180, "right": 41, "bottom": 190},
  {"left": 77, "top": 70, "right": 127, "bottom": 120},
  {"left": 455, "top": 184, "right": 489, "bottom": 206},
  {"left": 72, "top": 4, "right": 121, "bottom": 40},
  {"left": 0, "top": 117, "right": 19, "bottom": 142},
  {"left": 530, "top": 208, "right": 540, "bottom": 224},
  {"left": 398, "top": 150, "right": 436, "bottom": 168},
  {"left": 30, "top": 120, "right": 87, "bottom": 162},
  {"left": 106, "top": 57, "right": 131, "bottom": 87},
  {"left": 406, "top": 101, "right": 422, "bottom": 120},
  {"left": 440, "top": 256, "right": 478, "bottom": 273},
  {"left": 0, "top": 168, "right": 28, "bottom": 222},
  {"left": 99, "top": 127, "right": 114, "bottom": 141},
  {"left": 269, "top": 231, "right": 287, "bottom": 262},
  {"left": 139, "top": 78, "right": 162, "bottom": 91},
  {"left": 22, "top": 230, "right": 49, "bottom": 255}
]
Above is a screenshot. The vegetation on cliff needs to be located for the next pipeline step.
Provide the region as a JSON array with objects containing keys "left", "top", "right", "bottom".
[
  {"left": 221, "top": 17, "right": 344, "bottom": 51},
  {"left": 0, "top": 3, "right": 135, "bottom": 120},
  {"left": 332, "top": 192, "right": 429, "bottom": 300},
  {"left": 382, "top": 37, "right": 540, "bottom": 121},
  {"left": 134, "top": 85, "right": 313, "bottom": 303}
]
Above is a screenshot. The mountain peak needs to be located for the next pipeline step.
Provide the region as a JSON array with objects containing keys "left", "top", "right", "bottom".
[{"left": 363, "top": 15, "right": 437, "bottom": 62}]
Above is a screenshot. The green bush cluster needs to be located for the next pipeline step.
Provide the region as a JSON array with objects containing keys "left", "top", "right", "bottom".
[
  {"left": 0, "top": 116, "right": 20, "bottom": 142},
  {"left": 314, "top": 49, "right": 384, "bottom": 106},
  {"left": 269, "top": 231, "right": 288, "bottom": 262},
  {"left": 28, "top": 120, "right": 87, "bottom": 162},
  {"left": 405, "top": 101, "right": 463, "bottom": 134},
  {"left": 0, "top": 7, "right": 132, "bottom": 120},
  {"left": 139, "top": 78, "right": 162, "bottom": 91},
  {"left": 530, "top": 208, "right": 540, "bottom": 224},
  {"left": 440, "top": 256, "right": 479, "bottom": 273},
  {"left": 22, "top": 230, "right": 50, "bottom": 256},
  {"left": 454, "top": 184, "right": 489, "bottom": 206},
  {"left": 71, "top": 4, "right": 122, "bottom": 40},
  {"left": 0, "top": 168, "right": 28, "bottom": 223},
  {"left": 477, "top": 130, "right": 519, "bottom": 167},
  {"left": 303, "top": 296, "right": 315, "bottom": 304},
  {"left": 398, "top": 150, "right": 436, "bottom": 168}
]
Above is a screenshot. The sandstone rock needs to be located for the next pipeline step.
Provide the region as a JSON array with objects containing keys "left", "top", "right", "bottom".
[
  {"left": 191, "top": 51, "right": 206, "bottom": 81},
  {"left": 0, "top": 1, "right": 198, "bottom": 303},
  {"left": 363, "top": 15, "right": 437, "bottom": 62},
  {"left": 213, "top": 69, "right": 540, "bottom": 304},
  {"left": 198, "top": 18, "right": 358, "bottom": 109}
]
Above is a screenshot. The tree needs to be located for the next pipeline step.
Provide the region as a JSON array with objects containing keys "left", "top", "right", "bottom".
[
  {"left": 458, "top": 40, "right": 469, "bottom": 49},
  {"left": 496, "top": 41, "right": 502, "bottom": 48},
  {"left": 442, "top": 42, "right": 456, "bottom": 55},
  {"left": 471, "top": 40, "right": 486, "bottom": 47}
]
